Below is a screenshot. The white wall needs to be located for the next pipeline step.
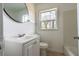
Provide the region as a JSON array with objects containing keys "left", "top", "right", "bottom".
[
  {"left": 0, "top": 3, "right": 3, "bottom": 56},
  {"left": 0, "top": 3, "right": 3, "bottom": 41},
  {"left": 63, "top": 4, "right": 77, "bottom": 55},
  {"left": 3, "top": 3, "right": 35, "bottom": 38},
  {"left": 63, "top": 9, "right": 77, "bottom": 47},
  {"left": 77, "top": 3, "right": 79, "bottom": 56},
  {"left": 35, "top": 3, "right": 76, "bottom": 52}
]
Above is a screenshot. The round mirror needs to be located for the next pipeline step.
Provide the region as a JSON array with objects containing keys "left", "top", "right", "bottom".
[{"left": 3, "top": 3, "right": 29, "bottom": 23}]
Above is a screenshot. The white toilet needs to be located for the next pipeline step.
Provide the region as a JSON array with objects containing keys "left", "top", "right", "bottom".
[{"left": 40, "top": 42, "right": 48, "bottom": 56}]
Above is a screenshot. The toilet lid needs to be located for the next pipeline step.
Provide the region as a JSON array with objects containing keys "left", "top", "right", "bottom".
[{"left": 40, "top": 42, "right": 48, "bottom": 48}]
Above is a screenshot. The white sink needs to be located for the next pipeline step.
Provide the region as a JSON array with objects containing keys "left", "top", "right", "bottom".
[
  {"left": 10, "top": 35, "right": 33, "bottom": 39},
  {"left": 25, "top": 36, "right": 33, "bottom": 39},
  {"left": 5, "top": 34, "right": 39, "bottom": 44},
  {"left": 18, "top": 35, "right": 33, "bottom": 39}
]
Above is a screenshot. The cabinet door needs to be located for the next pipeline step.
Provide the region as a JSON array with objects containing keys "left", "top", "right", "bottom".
[
  {"left": 23, "top": 45, "right": 28, "bottom": 56},
  {"left": 23, "top": 39, "right": 40, "bottom": 56},
  {"left": 31, "top": 39, "right": 40, "bottom": 56},
  {"left": 28, "top": 45, "right": 33, "bottom": 56},
  {"left": 24, "top": 42, "right": 34, "bottom": 56}
]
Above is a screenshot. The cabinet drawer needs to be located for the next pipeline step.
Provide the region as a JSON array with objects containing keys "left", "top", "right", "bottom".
[{"left": 24, "top": 39, "right": 37, "bottom": 47}]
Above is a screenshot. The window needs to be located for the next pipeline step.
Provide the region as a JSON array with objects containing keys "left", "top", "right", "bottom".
[{"left": 39, "top": 8, "right": 58, "bottom": 30}]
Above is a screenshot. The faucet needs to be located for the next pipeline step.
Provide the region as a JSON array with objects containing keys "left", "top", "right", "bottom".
[{"left": 18, "top": 34, "right": 26, "bottom": 37}]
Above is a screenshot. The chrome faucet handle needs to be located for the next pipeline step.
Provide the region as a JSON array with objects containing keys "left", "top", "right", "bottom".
[
  {"left": 18, "top": 34, "right": 25, "bottom": 37},
  {"left": 22, "top": 34, "right": 25, "bottom": 36},
  {"left": 18, "top": 34, "right": 22, "bottom": 37},
  {"left": 21, "top": 34, "right": 25, "bottom": 37}
]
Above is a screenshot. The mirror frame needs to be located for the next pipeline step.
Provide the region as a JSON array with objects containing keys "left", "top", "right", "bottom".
[{"left": 3, "top": 3, "right": 29, "bottom": 23}]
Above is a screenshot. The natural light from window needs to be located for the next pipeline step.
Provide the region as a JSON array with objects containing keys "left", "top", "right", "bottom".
[{"left": 40, "top": 8, "right": 57, "bottom": 30}]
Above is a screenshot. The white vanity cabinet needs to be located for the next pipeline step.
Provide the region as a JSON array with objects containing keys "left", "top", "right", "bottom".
[
  {"left": 4, "top": 35, "right": 40, "bottom": 56},
  {"left": 23, "top": 39, "right": 40, "bottom": 56}
]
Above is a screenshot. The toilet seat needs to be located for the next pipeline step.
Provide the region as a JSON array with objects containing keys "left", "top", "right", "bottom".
[{"left": 40, "top": 42, "right": 48, "bottom": 48}]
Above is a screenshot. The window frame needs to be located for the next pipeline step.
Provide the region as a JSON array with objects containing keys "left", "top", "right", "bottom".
[{"left": 39, "top": 8, "right": 58, "bottom": 31}]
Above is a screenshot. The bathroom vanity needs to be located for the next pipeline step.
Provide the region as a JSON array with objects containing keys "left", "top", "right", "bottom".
[
  {"left": 3, "top": 3, "right": 38, "bottom": 56},
  {"left": 4, "top": 34, "right": 40, "bottom": 56}
]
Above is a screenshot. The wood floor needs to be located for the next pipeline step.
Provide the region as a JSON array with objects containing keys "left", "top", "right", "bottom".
[{"left": 47, "top": 50, "right": 64, "bottom": 56}]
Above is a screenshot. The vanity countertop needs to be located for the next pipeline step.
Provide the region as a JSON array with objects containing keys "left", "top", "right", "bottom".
[{"left": 4, "top": 34, "right": 40, "bottom": 44}]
